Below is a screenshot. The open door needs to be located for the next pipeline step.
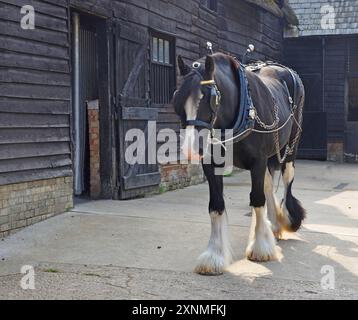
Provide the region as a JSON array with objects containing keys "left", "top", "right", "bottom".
[
  {"left": 111, "top": 21, "right": 161, "bottom": 199},
  {"left": 297, "top": 73, "right": 327, "bottom": 160},
  {"left": 345, "top": 39, "right": 358, "bottom": 162},
  {"left": 72, "top": 12, "right": 100, "bottom": 197},
  {"left": 346, "top": 76, "right": 358, "bottom": 162}
]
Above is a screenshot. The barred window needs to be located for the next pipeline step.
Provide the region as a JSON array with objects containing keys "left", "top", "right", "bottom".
[
  {"left": 150, "top": 33, "right": 176, "bottom": 104},
  {"left": 205, "top": 0, "right": 217, "bottom": 12}
]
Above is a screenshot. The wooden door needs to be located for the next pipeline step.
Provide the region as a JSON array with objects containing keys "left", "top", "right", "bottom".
[
  {"left": 297, "top": 73, "right": 327, "bottom": 160},
  {"left": 111, "top": 21, "right": 161, "bottom": 199},
  {"left": 346, "top": 76, "right": 358, "bottom": 162},
  {"left": 345, "top": 39, "right": 358, "bottom": 162}
]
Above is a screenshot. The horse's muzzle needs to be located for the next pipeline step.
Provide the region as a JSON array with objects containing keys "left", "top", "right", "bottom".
[
  {"left": 182, "top": 147, "right": 202, "bottom": 162},
  {"left": 181, "top": 126, "right": 203, "bottom": 162}
]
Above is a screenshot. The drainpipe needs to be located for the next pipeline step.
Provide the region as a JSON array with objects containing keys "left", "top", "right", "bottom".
[
  {"left": 322, "top": 37, "right": 326, "bottom": 112},
  {"left": 73, "top": 13, "right": 82, "bottom": 195}
]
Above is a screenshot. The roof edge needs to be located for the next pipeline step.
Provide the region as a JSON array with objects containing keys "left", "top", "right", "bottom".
[{"left": 244, "top": 0, "right": 299, "bottom": 26}]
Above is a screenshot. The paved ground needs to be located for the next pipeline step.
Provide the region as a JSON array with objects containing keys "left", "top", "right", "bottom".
[{"left": 0, "top": 160, "right": 357, "bottom": 300}]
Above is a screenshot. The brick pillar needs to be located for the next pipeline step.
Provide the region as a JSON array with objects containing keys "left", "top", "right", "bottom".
[
  {"left": 87, "top": 100, "right": 101, "bottom": 198},
  {"left": 328, "top": 142, "right": 344, "bottom": 162}
]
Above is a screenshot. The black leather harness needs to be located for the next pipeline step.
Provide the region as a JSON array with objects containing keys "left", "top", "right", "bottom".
[
  {"left": 185, "top": 64, "right": 256, "bottom": 142},
  {"left": 185, "top": 61, "right": 300, "bottom": 144}
]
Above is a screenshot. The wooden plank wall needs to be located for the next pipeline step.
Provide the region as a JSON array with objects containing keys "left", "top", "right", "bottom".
[
  {"left": 101, "top": 0, "right": 284, "bottom": 139},
  {"left": 284, "top": 37, "right": 347, "bottom": 143},
  {"left": 324, "top": 38, "right": 347, "bottom": 142},
  {"left": 0, "top": 0, "right": 72, "bottom": 185},
  {"left": 0, "top": 0, "right": 284, "bottom": 187},
  {"left": 284, "top": 37, "right": 323, "bottom": 111},
  {"left": 218, "top": 0, "right": 283, "bottom": 61}
]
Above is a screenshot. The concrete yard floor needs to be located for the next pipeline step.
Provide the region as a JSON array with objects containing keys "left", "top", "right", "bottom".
[{"left": 0, "top": 160, "right": 357, "bottom": 300}]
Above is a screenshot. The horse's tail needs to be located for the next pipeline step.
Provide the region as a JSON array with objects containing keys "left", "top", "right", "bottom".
[{"left": 281, "top": 176, "right": 306, "bottom": 232}]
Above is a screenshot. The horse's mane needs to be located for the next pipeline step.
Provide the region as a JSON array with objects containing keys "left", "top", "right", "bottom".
[{"left": 211, "top": 51, "right": 240, "bottom": 72}]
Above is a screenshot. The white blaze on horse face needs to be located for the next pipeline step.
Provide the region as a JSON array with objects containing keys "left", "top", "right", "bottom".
[{"left": 182, "top": 91, "right": 203, "bottom": 162}]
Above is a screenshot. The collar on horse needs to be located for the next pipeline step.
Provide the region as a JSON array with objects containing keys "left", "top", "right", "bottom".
[{"left": 186, "top": 64, "right": 256, "bottom": 141}]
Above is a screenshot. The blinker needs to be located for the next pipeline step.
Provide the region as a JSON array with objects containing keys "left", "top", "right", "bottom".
[
  {"left": 184, "top": 75, "right": 222, "bottom": 131},
  {"left": 200, "top": 80, "right": 221, "bottom": 109}
]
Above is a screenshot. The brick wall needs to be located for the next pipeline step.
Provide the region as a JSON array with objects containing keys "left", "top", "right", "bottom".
[
  {"left": 160, "top": 164, "right": 205, "bottom": 192},
  {"left": 328, "top": 142, "right": 344, "bottom": 162},
  {"left": 0, "top": 177, "right": 73, "bottom": 238},
  {"left": 87, "top": 100, "right": 101, "bottom": 198}
]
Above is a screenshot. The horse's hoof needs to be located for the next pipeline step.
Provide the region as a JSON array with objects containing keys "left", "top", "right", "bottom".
[
  {"left": 194, "top": 250, "right": 229, "bottom": 276},
  {"left": 273, "top": 230, "right": 283, "bottom": 241},
  {"left": 246, "top": 239, "right": 277, "bottom": 262},
  {"left": 246, "top": 251, "right": 276, "bottom": 262},
  {"left": 194, "top": 265, "right": 224, "bottom": 276}
]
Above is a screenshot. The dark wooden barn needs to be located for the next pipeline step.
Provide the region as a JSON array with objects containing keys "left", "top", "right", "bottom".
[
  {"left": 284, "top": 0, "right": 358, "bottom": 162},
  {"left": 0, "top": 0, "right": 295, "bottom": 236}
]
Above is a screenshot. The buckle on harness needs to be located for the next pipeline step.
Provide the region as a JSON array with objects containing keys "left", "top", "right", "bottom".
[
  {"left": 249, "top": 107, "right": 256, "bottom": 120},
  {"left": 200, "top": 80, "right": 216, "bottom": 86}
]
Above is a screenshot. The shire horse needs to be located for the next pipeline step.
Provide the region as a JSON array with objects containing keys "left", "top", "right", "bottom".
[{"left": 173, "top": 52, "right": 306, "bottom": 275}]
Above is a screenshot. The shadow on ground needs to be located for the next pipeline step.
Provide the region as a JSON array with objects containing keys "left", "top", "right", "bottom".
[{"left": 0, "top": 160, "right": 357, "bottom": 299}]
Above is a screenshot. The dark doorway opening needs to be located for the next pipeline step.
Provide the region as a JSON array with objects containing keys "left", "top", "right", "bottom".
[
  {"left": 346, "top": 76, "right": 358, "bottom": 162},
  {"left": 71, "top": 11, "right": 107, "bottom": 198},
  {"left": 345, "top": 38, "right": 358, "bottom": 162}
]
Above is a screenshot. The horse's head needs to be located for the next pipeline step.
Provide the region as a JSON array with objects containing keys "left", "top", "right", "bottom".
[{"left": 173, "top": 53, "right": 240, "bottom": 161}]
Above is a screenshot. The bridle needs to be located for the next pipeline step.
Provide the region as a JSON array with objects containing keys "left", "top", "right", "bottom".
[
  {"left": 176, "top": 55, "right": 303, "bottom": 162},
  {"left": 177, "top": 62, "right": 257, "bottom": 145},
  {"left": 183, "top": 69, "right": 222, "bottom": 132}
]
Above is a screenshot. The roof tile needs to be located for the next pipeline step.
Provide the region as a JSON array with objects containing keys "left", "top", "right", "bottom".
[{"left": 289, "top": 0, "right": 358, "bottom": 36}]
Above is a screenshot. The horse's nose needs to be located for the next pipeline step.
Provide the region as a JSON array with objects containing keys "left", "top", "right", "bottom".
[
  {"left": 181, "top": 126, "right": 202, "bottom": 162},
  {"left": 182, "top": 147, "right": 202, "bottom": 162}
]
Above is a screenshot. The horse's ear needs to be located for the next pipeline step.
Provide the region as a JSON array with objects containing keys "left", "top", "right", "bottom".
[
  {"left": 178, "top": 55, "right": 190, "bottom": 76},
  {"left": 205, "top": 55, "right": 215, "bottom": 76}
]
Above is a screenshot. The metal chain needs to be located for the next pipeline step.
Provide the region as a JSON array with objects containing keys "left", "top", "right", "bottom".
[
  {"left": 253, "top": 101, "right": 280, "bottom": 131},
  {"left": 209, "top": 68, "right": 304, "bottom": 164},
  {"left": 253, "top": 86, "right": 303, "bottom": 164},
  {"left": 274, "top": 102, "right": 303, "bottom": 164}
]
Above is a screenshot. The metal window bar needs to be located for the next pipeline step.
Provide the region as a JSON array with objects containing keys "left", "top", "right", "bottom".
[
  {"left": 150, "top": 34, "right": 175, "bottom": 104},
  {"left": 207, "top": 0, "right": 217, "bottom": 12}
]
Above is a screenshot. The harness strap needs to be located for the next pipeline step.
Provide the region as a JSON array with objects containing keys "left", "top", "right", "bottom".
[
  {"left": 186, "top": 120, "right": 213, "bottom": 130},
  {"left": 184, "top": 64, "right": 256, "bottom": 140},
  {"left": 183, "top": 60, "right": 302, "bottom": 149},
  {"left": 231, "top": 65, "right": 256, "bottom": 142}
]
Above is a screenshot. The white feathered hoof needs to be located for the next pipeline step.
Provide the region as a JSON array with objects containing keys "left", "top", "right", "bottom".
[
  {"left": 273, "top": 227, "right": 284, "bottom": 241},
  {"left": 194, "top": 251, "right": 230, "bottom": 276},
  {"left": 195, "top": 211, "right": 233, "bottom": 275},
  {"left": 246, "top": 206, "right": 278, "bottom": 262},
  {"left": 246, "top": 234, "right": 278, "bottom": 262}
]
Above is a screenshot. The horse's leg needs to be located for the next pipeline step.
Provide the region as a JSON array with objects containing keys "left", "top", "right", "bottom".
[
  {"left": 279, "top": 161, "right": 306, "bottom": 232},
  {"left": 246, "top": 162, "right": 277, "bottom": 262},
  {"left": 264, "top": 168, "right": 284, "bottom": 239},
  {"left": 195, "top": 163, "right": 232, "bottom": 275}
]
